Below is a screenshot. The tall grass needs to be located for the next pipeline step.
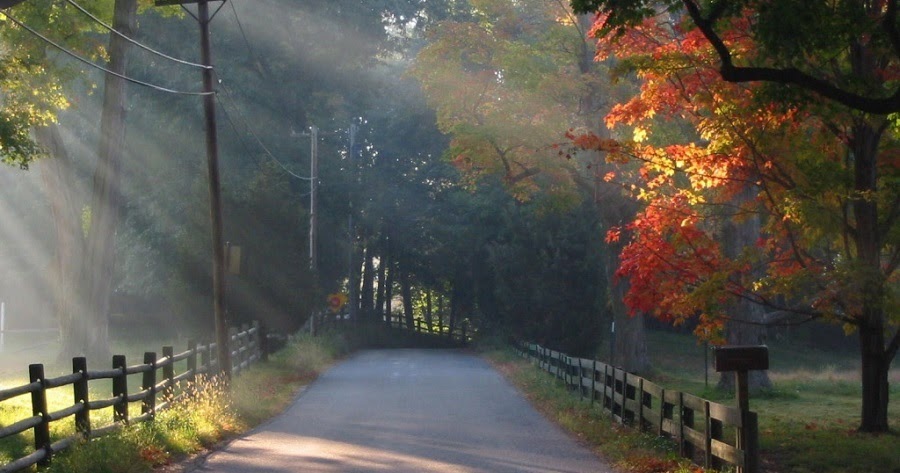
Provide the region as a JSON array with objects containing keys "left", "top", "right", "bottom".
[{"left": 0, "top": 331, "right": 349, "bottom": 473}]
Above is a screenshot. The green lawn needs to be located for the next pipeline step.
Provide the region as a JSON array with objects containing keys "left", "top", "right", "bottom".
[{"left": 643, "top": 330, "right": 900, "bottom": 473}]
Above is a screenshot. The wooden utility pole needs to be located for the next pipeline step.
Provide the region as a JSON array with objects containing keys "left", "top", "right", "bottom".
[
  {"left": 308, "top": 125, "right": 318, "bottom": 335},
  {"left": 155, "top": 0, "right": 230, "bottom": 377},
  {"left": 309, "top": 125, "right": 319, "bottom": 272},
  {"left": 347, "top": 124, "right": 359, "bottom": 321}
]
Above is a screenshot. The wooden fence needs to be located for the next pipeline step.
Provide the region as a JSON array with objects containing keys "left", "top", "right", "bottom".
[
  {"left": 516, "top": 341, "right": 759, "bottom": 473},
  {"left": 0, "top": 322, "right": 265, "bottom": 473},
  {"left": 387, "top": 317, "right": 470, "bottom": 344}
]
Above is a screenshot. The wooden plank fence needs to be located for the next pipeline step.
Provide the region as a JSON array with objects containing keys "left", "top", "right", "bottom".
[
  {"left": 387, "top": 317, "right": 471, "bottom": 344},
  {"left": 516, "top": 341, "right": 759, "bottom": 473},
  {"left": 0, "top": 322, "right": 266, "bottom": 473}
]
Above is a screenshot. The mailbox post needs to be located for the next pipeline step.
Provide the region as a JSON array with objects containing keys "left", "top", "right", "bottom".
[{"left": 714, "top": 345, "right": 768, "bottom": 473}]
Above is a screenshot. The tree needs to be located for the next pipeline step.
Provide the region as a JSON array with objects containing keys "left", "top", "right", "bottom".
[
  {"left": 571, "top": 0, "right": 900, "bottom": 432},
  {"left": 412, "top": 0, "right": 650, "bottom": 370}
]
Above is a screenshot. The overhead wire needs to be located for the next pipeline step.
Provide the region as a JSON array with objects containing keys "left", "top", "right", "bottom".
[
  {"left": 62, "top": 0, "right": 211, "bottom": 70},
  {"left": 216, "top": 78, "right": 313, "bottom": 180},
  {"left": 0, "top": 10, "right": 213, "bottom": 96}
]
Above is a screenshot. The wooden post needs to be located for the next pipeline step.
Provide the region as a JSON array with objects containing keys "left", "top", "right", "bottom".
[
  {"left": 187, "top": 340, "right": 198, "bottom": 383},
  {"left": 29, "top": 364, "right": 51, "bottom": 467},
  {"left": 162, "top": 346, "right": 175, "bottom": 399},
  {"left": 73, "top": 357, "right": 91, "bottom": 437},
  {"left": 142, "top": 352, "right": 157, "bottom": 418},
  {"left": 201, "top": 342, "right": 211, "bottom": 375},
  {"left": 112, "top": 355, "right": 128, "bottom": 423},
  {"left": 713, "top": 346, "right": 768, "bottom": 473}
]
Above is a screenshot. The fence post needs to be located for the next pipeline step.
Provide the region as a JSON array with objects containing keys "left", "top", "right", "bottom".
[
  {"left": 201, "top": 342, "right": 211, "bottom": 374},
  {"left": 590, "top": 359, "right": 596, "bottom": 405},
  {"left": 259, "top": 323, "right": 269, "bottom": 362},
  {"left": 187, "top": 340, "right": 198, "bottom": 383},
  {"left": 73, "top": 357, "right": 91, "bottom": 437},
  {"left": 142, "top": 352, "right": 157, "bottom": 419},
  {"left": 162, "top": 346, "right": 175, "bottom": 399},
  {"left": 741, "top": 410, "right": 759, "bottom": 473},
  {"left": 29, "top": 364, "right": 51, "bottom": 467},
  {"left": 229, "top": 327, "right": 239, "bottom": 375},
  {"left": 113, "top": 355, "right": 128, "bottom": 423}
]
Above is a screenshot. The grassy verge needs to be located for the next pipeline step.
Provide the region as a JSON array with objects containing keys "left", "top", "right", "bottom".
[
  {"left": 482, "top": 331, "right": 900, "bottom": 473},
  {"left": 1, "top": 330, "right": 351, "bottom": 473},
  {"left": 642, "top": 331, "right": 899, "bottom": 473},
  {"left": 482, "top": 346, "right": 701, "bottom": 473}
]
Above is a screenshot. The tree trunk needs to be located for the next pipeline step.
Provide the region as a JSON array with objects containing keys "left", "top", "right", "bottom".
[
  {"left": 375, "top": 252, "right": 387, "bottom": 321},
  {"left": 852, "top": 120, "right": 890, "bottom": 432},
  {"left": 384, "top": 256, "right": 395, "bottom": 325},
  {"left": 399, "top": 265, "right": 414, "bottom": 329},
  {"left": 608, "top": 251, "right": 650, "bottom": 373},
  {"left": 718, "top": 184, "right": 772, "bottom": 392},
  {"left": 75, "top": 0, "right": 137, "bottom": 360},
  {"left": 35, "top": 125, "right": 84, "bottom": 355},
  {"left": 576, "top": 13, "right": 649, "bottom": 373},
  {"left": 859, "top": 319, "right": 890, "bottom": 432},
  {"left": 360, "top": 245, "right": 375, "bottom": 320},
  {"left": 425, "top": 290, "right": 433, "bottom": 326}
]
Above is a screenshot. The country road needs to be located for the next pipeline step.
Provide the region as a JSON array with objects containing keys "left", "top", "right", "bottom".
[{"left": 195, "top": 349, "right": 614, "bottom": 472}]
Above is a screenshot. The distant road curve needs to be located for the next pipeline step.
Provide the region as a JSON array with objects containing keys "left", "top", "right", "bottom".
[{"left": 194, "top": 349, "right": 614, "bottom": 473}]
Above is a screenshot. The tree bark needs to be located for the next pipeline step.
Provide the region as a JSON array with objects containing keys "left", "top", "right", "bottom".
[
  {"left": 718, "top": 184, "right": 772, "bottom": 392},
  {"left": 852, "top": 120, "right": 891, "bottom": 432},
  {"left": 360, "top": 245, "right": 375, "bottom": 320},
  {"left": 399, "top": 264, "right": 414, "bottom": 329},
  {"left": 384, "top": 256, "right": 395, "bottom": 325},
  {"left": 74, "top": 0, "right": 137, "bottom": 360},
  {"left": 576, "top": 13, "right": 650, "bottom": 373},
  {"left": 375, "top": 251, "right": 387, "bottom": 321},
  {"left": 35, "top": 125, "right": 84, "bottom": 355}
]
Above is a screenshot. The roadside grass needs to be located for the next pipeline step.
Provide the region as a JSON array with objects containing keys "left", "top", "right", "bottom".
[
  {"left": 483, "top": 347, "right": 700, "bottom": 473},
  {"left": 0, "top": 330, "right": 349, "bottom": 473},
  {"left": 485, "top": 331, "right": 900, "bottom": 473}
]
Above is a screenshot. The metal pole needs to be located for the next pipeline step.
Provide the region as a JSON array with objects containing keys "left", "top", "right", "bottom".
[
  {"left": 1, "top": 302, "right": 5, "bottom": 352},
  {"left": 198, "top": 0, "right": 230, "bottom": 378}
]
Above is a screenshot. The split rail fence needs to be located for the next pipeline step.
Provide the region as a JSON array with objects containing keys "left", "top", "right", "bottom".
[
  {"left": 387, "top": 317, "right": 470, "bottom": 344},
  {"left": 516, "top": 341, "right": 759, "bottom": 473},
  {"left": 0, "top": 322, "right": 266, "bottom": 473}
]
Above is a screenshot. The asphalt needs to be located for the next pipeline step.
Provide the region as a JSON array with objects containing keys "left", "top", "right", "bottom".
[{"left": 194, "top": 349, "right": 614, "bottom": 472}]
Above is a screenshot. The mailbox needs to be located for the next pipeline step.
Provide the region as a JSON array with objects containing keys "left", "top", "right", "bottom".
[{"left": 713, "top": 345, "right": 769, "bottom": 372}]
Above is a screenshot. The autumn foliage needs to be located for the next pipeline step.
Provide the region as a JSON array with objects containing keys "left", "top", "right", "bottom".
[{"left": 569, "top": 9, "right": 900, "bottom": 344}]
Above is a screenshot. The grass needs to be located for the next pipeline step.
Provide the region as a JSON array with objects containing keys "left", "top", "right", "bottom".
[
  {"left": 482, "top": 346, "right": 702, "bottom": 473},
  {"left": 0, "top": 330, "right": 351, "bottom": 473},
  {"left": 482, "top": 330, "right": 900, "bottom": 473}
]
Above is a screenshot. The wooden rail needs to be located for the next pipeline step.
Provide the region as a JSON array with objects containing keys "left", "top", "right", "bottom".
[
  {"left": 516, "top": 341, "right": 759, "bottom": 473},
  {"left": 0, "top": 322, "right": 265, "bottom": 473},
  {"left": 386, "top": 317, "right": 471, "bottom": 344}
]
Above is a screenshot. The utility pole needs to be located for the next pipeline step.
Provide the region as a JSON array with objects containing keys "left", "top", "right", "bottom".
[
  {"left": 347, "top": 124, "right": 359, "bottom": 322},
  {"left": 309, "top": 125, "right": 318, "bottom": 335},
  {"left": 309, "top": 125, "right": 319, "bottom": 272},
  {"left": 155, "top": 0, "right": 230, "bottom": 377}
]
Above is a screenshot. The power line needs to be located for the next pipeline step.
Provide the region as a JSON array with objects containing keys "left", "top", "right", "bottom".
[
  {"left": 216, "top": 78, "right": 314, "bottom": 180},
  {"left": 63, "top": 0, "right": 211, "bottom": 70},
  {"left": 228, "top": 0, "right": 263, "bottom": 73},
  {"left": 1, "top": 10, "right": 213, "bottom": 96}
]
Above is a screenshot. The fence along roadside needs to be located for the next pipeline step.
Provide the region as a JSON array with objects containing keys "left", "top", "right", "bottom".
[
  {"left": 516, "top": 341, "right": 760, "bottom": 473},
  {"left": 0, "top": 321, "right": 265, "bottom": 473}
]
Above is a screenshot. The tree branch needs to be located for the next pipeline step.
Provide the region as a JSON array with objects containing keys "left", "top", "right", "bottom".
[{"left": 681, "top": 0, "right": 900, "bottom": 115}]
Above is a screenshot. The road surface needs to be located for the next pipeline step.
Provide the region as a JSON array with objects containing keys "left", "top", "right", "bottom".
[{"left": 196, "top": 349, "right": 614, "bottom": 472}]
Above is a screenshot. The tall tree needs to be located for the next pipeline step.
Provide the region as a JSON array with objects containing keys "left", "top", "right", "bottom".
[
  {"left": 571, "top": 0, "right": 900, "bottom": 432},
  {"left": 411, "top": 0, "right": 648, "bottom": 369}
]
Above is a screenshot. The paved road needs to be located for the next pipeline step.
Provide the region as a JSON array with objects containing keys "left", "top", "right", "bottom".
[{"left": 196, "top": 349, "right": 614, "bottom": 472}]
